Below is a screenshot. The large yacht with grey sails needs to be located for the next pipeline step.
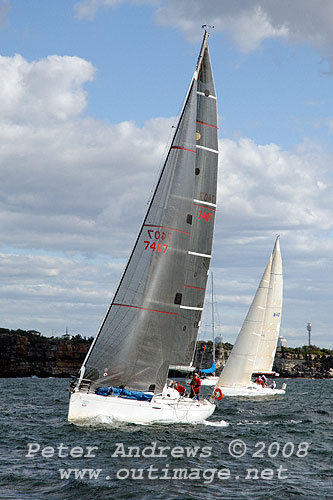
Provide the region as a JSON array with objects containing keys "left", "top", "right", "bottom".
[{"left": 68, "top": 29, "right": 219, "bottom": 424}]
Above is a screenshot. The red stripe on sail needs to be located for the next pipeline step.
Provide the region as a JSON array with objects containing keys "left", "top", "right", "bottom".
[
  {"left": 196, "top": 120, "right": 218, "bottom": 129},
  {"left": 171, "top": 146, "right": 196, "bottom": 154},
  {"left": 193, "top": 203, "right": 216, "bottom": 211},
  {"left": 144, "top": 224, "right": 191, "bottom": 235},
  {"left": 113, "top": 303, "right": 179, "bottom": 316},
  {"left": 184, "top": 285, "right": 206, "bottom": 291}
]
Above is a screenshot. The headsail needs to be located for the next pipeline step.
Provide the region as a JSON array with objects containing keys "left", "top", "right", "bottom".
[
  {"left": 169, "top": 33, "right": 219, "bottom": 369},
  {"left": 79, "top": 32, "right": 218, "bottom": 394},
  {"left": 252, "top": 237, "right": 283, "bottom": 372},
  {"left": 216, "top": 252, "right": 272, "bottom": 388},
  {"left": 216, "top": 237, "right": 282, "bottom": 388}
]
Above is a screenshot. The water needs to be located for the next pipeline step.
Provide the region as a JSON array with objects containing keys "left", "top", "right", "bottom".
[{"left": 0, "top": 378, "right": 331, "bottom": 500}]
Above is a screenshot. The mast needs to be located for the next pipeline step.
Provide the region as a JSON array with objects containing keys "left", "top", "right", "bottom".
[{"left": 211, "top": 271, "right": 216, "bottom": 375}]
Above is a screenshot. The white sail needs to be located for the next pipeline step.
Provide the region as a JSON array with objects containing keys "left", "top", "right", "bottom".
[
  {"left": 216, "top": 236, "right": 283, "bottom": 390},
  {"left": 216, "top": 253, "right": 272, "bottom": 388},
  {"left": 252, "top": 237, "right": 283, "bottom": 372}
]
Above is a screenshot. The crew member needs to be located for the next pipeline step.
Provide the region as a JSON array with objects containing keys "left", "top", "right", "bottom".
[
  {"left": 190, "top": 372, "right": 201, "bottom": 400},
  {"left": 174, "top": 381, "right": 186, "bottom": 396}
]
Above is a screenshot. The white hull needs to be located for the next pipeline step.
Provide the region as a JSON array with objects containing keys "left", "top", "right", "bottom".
[
  {"left": 201, "top": 377, "right": 286, "bottom": 396},
  {"left": 220, "top": 381, "right": 286, "bottom": 397},
  {"left": 201, "top": 376, "right": 219, "bottom": 386},
  {"left": 68, "top": 390, "right": 215, "bottom": 424}
]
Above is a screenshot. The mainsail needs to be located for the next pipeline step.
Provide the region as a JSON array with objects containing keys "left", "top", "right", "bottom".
[
  {"left": 79, "top": 32, "right": 218, "bottom": 394},
  {"left": 252, "top": 237, "right": 283, "bottom": 372},
  {"left": 216, "top": 237, "right": 282, "bottom": 388},
  {"left": 169, "top": 35, "right": 219, "bottom": 368}
]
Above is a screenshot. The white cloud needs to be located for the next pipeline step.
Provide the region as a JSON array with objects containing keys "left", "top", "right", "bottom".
[
  {"left": 74, "top": 0, "right": 123, "bottom": 21},
  {"left": 74, "top": 0, "right": 157, "bottom": 21},
  {"left": 0, "top": 252, "right": 123, "bottom": 334},
  {"left": 0, "top": 52, "right": 332, "bottom": 346},
  {"left": 217, "top": 138, "right": 332, "bottom": 234},
  {"left": 74, "top": 0, "right": 333, "bottom": 57},
  {"left": 0, "top": 54, "right": 95, "bottom": 123},
  {"left": 0, "top": 55, "right": 174, "bottom": 257},
  {"left": 156, "top": 0, "right": 333, "bottom": 55}
]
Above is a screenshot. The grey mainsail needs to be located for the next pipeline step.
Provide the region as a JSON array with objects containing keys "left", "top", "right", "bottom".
[
  {"left": 169, "top": 35, "right": 219, "bottom": 368},
  {"left": 80, "top": 32, "right": 218, "bottom": 393}
]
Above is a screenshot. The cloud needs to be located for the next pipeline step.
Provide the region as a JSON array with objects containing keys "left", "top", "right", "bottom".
[
  {"left": 0, "top": 52, "right": 332, "bottom": 346},
  {"left": 0, "top": 54, "right": 95, "bottom": 123},
  {"left": 74, "top": 0, "right": 122, "bottom": 21},
  {"left": 74, "top": 0, "right": 156, "bottom": 21},
  {"left": 211, "top": 137, "right": 333, "bottom": 345},
  {"left": 0, "top": 0, "right": 10, "bottom": 29},
  {"left": 0, "top": 252, "right": 124, "bottom": 334},
  {"left": 154, "top": 0, "right": 333, "bottom": 54},
  {"left": 218, "top": 138, "right": 332, "bottom": 236},
  {"left": 0, "top": 54, "right": 174, "bottom": 257},
  {"left": 158, "top": 0, "right": 333, "bottom": 55},
  {"left": 74, "top": 0, "right": 333, "bottom": 57}
]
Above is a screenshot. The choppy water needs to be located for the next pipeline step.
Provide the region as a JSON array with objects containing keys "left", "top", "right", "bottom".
[{"left": 0, "top": 378, "right": 332, "bottom": 500}]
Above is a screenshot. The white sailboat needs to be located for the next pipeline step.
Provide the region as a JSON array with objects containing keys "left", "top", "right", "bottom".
[
  {"left": 203, "top": 237, "right": 286, "bottom": 396},
  {"left": 68, "top": 30, "right": 219, "bottom": 424},
  {"left": 217, "top": 236, "right": 285, "bottom": 396}
]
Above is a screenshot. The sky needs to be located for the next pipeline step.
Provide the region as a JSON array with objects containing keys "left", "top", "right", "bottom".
[{"left": 0, "top": 0, "right": 332, "bottom": 348}]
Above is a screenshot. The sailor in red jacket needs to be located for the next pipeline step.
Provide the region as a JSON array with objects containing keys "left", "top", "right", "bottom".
[
  {"left": 174, "top": 381, "right": 186, "bottom": 396},
  {"left": 190, "top": 373, "right": 201, "bottom": 400}
]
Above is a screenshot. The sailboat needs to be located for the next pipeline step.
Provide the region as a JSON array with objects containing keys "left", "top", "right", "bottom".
[
  {"left": 215, "top": 236, "right": 286, "bottom": 396},
  {"left": 68, "top": 30, "right": 219, "bottom": 424}
]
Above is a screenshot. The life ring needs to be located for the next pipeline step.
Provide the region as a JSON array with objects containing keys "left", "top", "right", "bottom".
[{"left": 213, "top": 387, "right": 223, "bottom": 401}]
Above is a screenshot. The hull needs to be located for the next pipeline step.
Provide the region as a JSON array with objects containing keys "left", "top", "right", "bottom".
[
  {"left": 68, "top": 392, "right": 215, "bottom": 424},
  {"left": 220, "top": 382, "right": 286, "bottom": 397},
  {"left": 201, "top": 376, "right": 219, "bottom": 386},
  {"left": 201, "top": 378, "right": 286, "bottom": 396}
]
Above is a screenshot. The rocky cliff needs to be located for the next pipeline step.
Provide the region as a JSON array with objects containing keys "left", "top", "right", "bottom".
[
  {"left": 273, "top": 347, "right": 333, "bottom": 378},
  {"left": 194, "top": 341, "right": 333, "bottom": 379},
  {"left": 0, "top": 329, "right": 91, "bottom": 378},
  {"left": 1, "top": 329, "right": 332, "bottom": 379}
]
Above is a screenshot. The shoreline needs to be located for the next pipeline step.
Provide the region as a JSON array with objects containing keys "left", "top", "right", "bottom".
[{"left": 1, "top": 328, "right": 332, "bottom": 380}]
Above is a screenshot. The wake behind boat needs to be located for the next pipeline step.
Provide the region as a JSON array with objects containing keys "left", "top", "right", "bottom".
[{"left": 68, "top": 30, "right": 219, "bottom": 425}]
